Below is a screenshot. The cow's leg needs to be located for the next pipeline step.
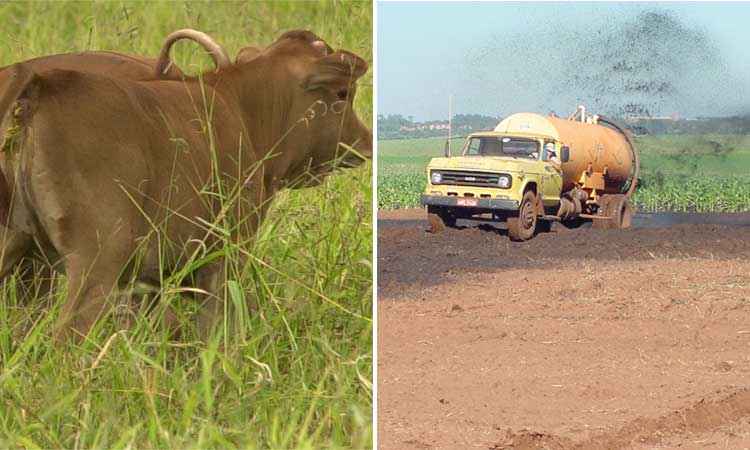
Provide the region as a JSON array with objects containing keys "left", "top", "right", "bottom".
[
  {"left": 54, "top": 249, "right": 129, "bottom": 342},
  {"left": 16, "top": 257, "right": 56, "bottom": 302},
  {"left": 25, "top": 169, "right": 143, "bottom": 341},
  {"left": 0, "top": 227, "right": 59, "bottom": 303},
  {"left": 195, "top": 260, "right": 226, "bottom": 337},
  {"left": 0, "top": 226, "right": 32, "bottom": 283},
  {"left": 36, "top": 214, "right": 136, "bottom": 342}
]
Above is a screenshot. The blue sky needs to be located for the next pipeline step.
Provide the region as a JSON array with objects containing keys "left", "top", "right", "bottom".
[{"left": 378, "top": 2, "right": 750, "bottom": 121}]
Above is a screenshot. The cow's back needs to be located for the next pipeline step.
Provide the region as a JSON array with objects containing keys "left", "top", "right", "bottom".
[{"left": 0, "top": 51, "right": 180, "bottom": 81}]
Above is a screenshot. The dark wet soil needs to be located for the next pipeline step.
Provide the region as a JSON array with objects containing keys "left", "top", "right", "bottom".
[{"left": 378, "top": 209, "right": 750, "bottom": 298}]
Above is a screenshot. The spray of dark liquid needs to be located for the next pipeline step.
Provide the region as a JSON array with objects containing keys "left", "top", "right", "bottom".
[{"left": 464, "top": 8, "right": 744, "bottom": 119}]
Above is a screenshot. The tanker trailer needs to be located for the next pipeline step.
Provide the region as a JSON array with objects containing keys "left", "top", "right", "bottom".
[{"left": 421, "top": 106, "right": 639, "bottom": 241}]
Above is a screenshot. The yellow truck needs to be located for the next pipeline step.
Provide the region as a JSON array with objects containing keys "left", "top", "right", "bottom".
[{"left": 421, "top": 107, "right": 640, "bottom": 240}]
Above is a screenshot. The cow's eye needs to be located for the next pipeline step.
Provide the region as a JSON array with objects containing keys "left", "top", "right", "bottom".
[{"left": 336, "top": 89, "right": 349, "bottom": 100}]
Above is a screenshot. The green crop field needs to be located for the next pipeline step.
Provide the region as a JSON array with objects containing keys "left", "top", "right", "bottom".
[
  {"left": 379, "top": 134, "right": 750, "bottom": 213},
  {"left": 0, "top": 2, "right": 371, "bottom": 449}
]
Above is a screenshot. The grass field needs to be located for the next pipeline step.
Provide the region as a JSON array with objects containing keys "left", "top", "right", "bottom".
[
  {"left": 379, "top": 134, "right": 750, "bottom": 213},
  {"left": 0, "top": 2, "right": 372, "bottom": 449}
]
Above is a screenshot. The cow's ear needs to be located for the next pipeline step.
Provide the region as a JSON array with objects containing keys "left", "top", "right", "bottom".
[{"left": 302, "top": 51, "right": 368, "bottom": 91}]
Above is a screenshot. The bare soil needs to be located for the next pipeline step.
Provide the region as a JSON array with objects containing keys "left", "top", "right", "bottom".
[{"left": 378, "top": 209, "right": 750, "bottom": 449}]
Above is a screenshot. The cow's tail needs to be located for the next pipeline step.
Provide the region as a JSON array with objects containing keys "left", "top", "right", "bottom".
[{"left": 0, "top": 64, "right": 38, "bottom": 226}]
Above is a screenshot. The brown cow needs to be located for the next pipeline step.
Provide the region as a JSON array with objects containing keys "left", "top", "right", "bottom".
[
  {"left": 0, "top": 30, "right": 371, "bottom": 341},
  {"left": 0, "top": 29, "right": 230, "bottom": 298}
]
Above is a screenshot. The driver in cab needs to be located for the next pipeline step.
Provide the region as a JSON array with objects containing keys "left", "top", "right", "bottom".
[{"left": 544, "top": 142, "right": 562, "bottom": 170}]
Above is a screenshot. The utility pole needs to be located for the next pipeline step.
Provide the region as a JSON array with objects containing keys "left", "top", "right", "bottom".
[{"left": 448, "top": 94, "right": 453, "bottom": 156}]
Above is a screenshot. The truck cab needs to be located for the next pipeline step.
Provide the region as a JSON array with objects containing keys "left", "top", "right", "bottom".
[{"left": 422, "top": 131, "right": 564, "bottom": 240}]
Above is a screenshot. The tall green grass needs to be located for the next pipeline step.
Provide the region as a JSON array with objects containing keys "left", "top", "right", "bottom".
[
  {"left": 0, "top": 2, "right": 372, "bottom": 448},
  {"left": 378, "top": 135, "right": 750, "bottom": 212}
]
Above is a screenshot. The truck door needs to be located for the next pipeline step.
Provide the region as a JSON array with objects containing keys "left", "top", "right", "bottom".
[{"left": 540, "top": 141, "right": 563, "bottom": 206}]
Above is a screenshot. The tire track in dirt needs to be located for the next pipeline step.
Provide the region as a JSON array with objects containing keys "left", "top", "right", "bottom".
[{"left": 495, "top": 387, "right": 750, "bottom": 449}]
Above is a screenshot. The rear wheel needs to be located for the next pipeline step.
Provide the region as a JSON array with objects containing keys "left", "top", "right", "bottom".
[
  {"left": 507, "top": 191, "right": 538, "bottom": 241},
  {"left": 592, "top": 195, "right": 612, "bottom": 229},
  {"left": 427, "top": 206, "right": 456, "bottom": 233},
  {"left": 608, "top": 195, "right": 633, "bottom": 229},
  {"left": 593, "top": 194, "right": 633, "bottom": 229}
]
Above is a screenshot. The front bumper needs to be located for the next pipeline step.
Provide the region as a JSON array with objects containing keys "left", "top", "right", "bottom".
[{"left": 421, "top": 194, "right": 519, "bottom": 211}]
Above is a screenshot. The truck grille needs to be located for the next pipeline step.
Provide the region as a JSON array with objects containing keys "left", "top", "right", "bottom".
[{"left": 432, "top": 170, "right": 503, "bottom": 187}]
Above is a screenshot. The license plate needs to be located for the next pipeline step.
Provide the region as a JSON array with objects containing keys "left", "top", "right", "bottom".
[{"left": 456, "top": 198, "right": 478, "bottom": 207}]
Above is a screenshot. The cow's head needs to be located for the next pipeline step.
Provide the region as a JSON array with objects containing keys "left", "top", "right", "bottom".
[
  {"left": 233, "top": 30, "right": 372, "bottom": 187},
  {"left": 157, "top": 29, "right": 372, "bottom": 188}
]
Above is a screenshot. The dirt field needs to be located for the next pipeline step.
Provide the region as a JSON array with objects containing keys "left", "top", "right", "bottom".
[{"left": 378, "top": 209, "right": 750, "bottom": 450}]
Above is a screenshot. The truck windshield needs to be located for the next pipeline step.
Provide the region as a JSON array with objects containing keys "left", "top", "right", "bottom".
[{"left": 463, "top": 136, "right": 539, "bottom": 159}]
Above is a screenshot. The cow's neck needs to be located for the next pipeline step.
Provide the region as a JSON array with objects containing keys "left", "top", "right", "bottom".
[{"left": 212, "top": 65, "right": 301, "bottom": 195}]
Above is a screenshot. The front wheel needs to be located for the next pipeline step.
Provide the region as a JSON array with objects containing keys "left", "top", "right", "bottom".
[{"left": 507, "top": 190, "right": 538, "bottom": 241}]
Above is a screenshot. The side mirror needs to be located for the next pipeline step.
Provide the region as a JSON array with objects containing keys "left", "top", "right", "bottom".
[
  {"left": 561, "top": 145, "right": 570, "bottom": 163},
  {"left": 444, "top": 139, "right": 450, "bottom": 157}
]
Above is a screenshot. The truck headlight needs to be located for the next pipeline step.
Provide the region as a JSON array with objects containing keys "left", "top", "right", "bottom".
[
  {"left": 431, "top": 171, "right": 442, "bottom": 184},
  {"left": 497, "top": 175, "right": 511, "bottom": 188}
]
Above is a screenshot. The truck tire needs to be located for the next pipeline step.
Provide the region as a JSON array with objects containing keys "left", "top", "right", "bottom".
[
  {"left": 427, "top": 206, "right": 456, "bottom": 233},
  {"left": 609, "top": 195, "right": 633, "bottom": 229},
  {"left": 592, "top": 195, "right": 612, "bottom": 229},
  {"left": 593, "top": 194, "right": 633, "bottom": 229},
  {"left": 507, "top": 190, "right": 537, "bottom": 241}
]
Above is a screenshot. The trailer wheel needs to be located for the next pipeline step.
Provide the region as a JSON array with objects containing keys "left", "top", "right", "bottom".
[
  {"left": 427, "top": 206, "right": 456, "bottom": 233},
  {"left": 508, "top": 191, "right": 537, "bottom": 241},
  {"left": 609, "top": 195, "right": 633, "bottom": 229},
  {"left": 593, "top": 194, "right": 633, "bottom": 229},
  {"left": 592, "top": 195, "right": 612, "bottom": 229}
]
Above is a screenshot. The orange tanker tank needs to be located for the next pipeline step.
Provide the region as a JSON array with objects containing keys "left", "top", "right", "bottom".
[{"left": 494, "top": 113, "right": 637, "bottom": 195}]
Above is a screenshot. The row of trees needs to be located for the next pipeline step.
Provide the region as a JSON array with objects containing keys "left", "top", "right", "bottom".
[
  {"left": 378, "top": 113, "right": 750, "bottom": 139},
  {"left": 627, "top": 116, "right": 750, "bottom": 135},
  {"left": 378, "top": 114, "right": 499, "bottom": 140}
]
